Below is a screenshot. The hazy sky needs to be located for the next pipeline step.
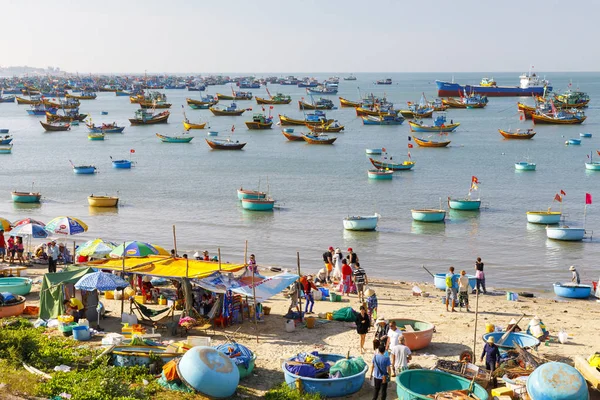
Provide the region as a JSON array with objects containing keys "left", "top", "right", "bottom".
[{"left": 1, "top": 0, "right": 595, "bottom": 73}]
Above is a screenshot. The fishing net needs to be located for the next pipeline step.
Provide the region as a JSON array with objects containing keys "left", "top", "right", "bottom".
[{"left": 329, "top": 357, "right": 367, "bottom": 377}]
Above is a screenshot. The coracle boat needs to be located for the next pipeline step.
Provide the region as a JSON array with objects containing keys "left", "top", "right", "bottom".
[
  {"left": 586, "top": 150, "right": 600, "bottom": 170},
  {"left": 209, "top": 103, "right": 246, "bottom": 116},
  {"left": 0, "top": 277, "right": 33, "bottom": 296},
  {"left": 307, "top": 121, "right": 345, "bottom": 133},
  {"left": 361, "top": 114, "right": 404, "bottom": 125},
  {"left": 46, "top": 111, "right": 87, "bottom": 122},
  {"left": 339, "top": 97, "right": 361, "bottom": 107},
  {"left": 205, "top": 138, "right": 246, "bottom": 150},
  {"left": 40, "top": 120, "right": 70, "bottom": 131},
  {"left": 368, "top": 169, "right": 393, "bottom": 180},
  {"left": 527, "top": 211, "right": 562, "bottom": 224},
  {"left": 388, "top": 319, "right": 435, "bottom": 350},
  {"left": 343, "top": 214, "right": 380, "bottom": 231},
  {"left": 129, "top": 110, "right": 170, "bottom": 125},
  {"left": 434, "top": 273, "right": 476, "bottom": 291},
  {"left": 366, "top": 148, "right": 383, "bottom": 155},
  {"left": 302, "top": 133, "right": 336, "bottom": 145},
  {"left": 0, "top": 145, "right": 13, "bottom": 154},
  {"left": 245, "top": 113, "right": 273, "bottom": 130},
  {"left": 515, "top": 161, "right": 536, "bottom": 171},
  {"left": 11, "top": 191, "right": 41, "bottom": 203},
  {"left": 298, "top": 98, "right": 335, "bottom": 110},
  {"left": 88, "top": 195, "right": 119, "bottom": 207},
  {"left": 282, "top": 353, "right": 367, "bottom": 398},
  {"left": 553, "top": 283, "right": 592, "bottom": 299},
  {"left": 87, "top": 123, "right": 125, "bottom": 133},
  {"left": 281, "top": 128, "right": 303, "bottom": 141},
  {"left": 279, "top": 111, "right": 333, "bottom": 126},
  {"left": 112, "top": 160, "right": 132, "bottom": 169},
  {"left": 396, "top": 369, "right": 489, "bottom": 400},
  {"left": 241, "top": 197, "right": 275, "bottom": 211},
  {"left": 369, "top": 157, "right": 415, "bottom": 171},
  {"left": 237, "top": 188, "right": 266, "bottom": 200},
  {"left": 413, "top": 136, "right": 451, "bottom": 147},
  {"left": 527, "top": 362, "right": 589, "bottom": 400},
  {"left": 156, "top": 133, "right": 194, "bottom": 143},
  {"left": 499, "top": 128, "right": 536, "bottom": 139},
  {"left": 0, "top": 295, "right": 26, "bottom": 318},
  {"left": 186, "top": 96, "right": 218, "bottom": 109},
  {"left": 88, "top": 133, "right": 105, "bottom": 141},
  {"left": 546, "top": 225, "right": 585, "bottom": 241},
  {"left": 217, "top": 91, "right": 252, "bottom": 101},
  {"left": 411, "top": 209, "right": 446, "bottom": 222},
  {"left": 481, "top": 332, "right": 540, "bottom": 353},
  {"left": 408, "top": 113, "right": 459, "bottom": 132},
  {"left": 73, "top": 165, "right": 97, "bottom": 175},
  {"left": 448, "top": 197, "right": 481, "bottom": 211},
  {"left": 182, "top": 119, "right": 207, "bottom": 130}
]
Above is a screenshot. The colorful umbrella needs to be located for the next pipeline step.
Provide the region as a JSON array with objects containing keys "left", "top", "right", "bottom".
[
  {"left": 45, "top": 216, "right": 88, "bottom": 235},
  {"left": 13, "top": 218, "right": 45, "bottom": 228},
  {"left": 8, "top": 223, "right": 49, "bottom": 238},
  {"left": 74, "top": 271, "right": 129, "bottom": 292},
  {"left": 76, "top": 238, "right": 117, "bottom": 257},
  {"left": 109, "top": 241, "right": 169, "bottom": 258},
  {"left": 0, "top": 217, "right": 11, "bottom": 232}
]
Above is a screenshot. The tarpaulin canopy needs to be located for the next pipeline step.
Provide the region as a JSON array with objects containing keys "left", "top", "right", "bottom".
[
  {"left": 195, "top": 271, "right": 299, "bottom": 301},
  {"left": 87, "top": 256, "right": 244, "bottom": 279},
  {"left": 39, "top": 266, "right": 95, "bottom": 319}
]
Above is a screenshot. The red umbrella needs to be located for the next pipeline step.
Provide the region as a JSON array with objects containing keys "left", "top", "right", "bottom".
[{"left": 12, "top": 218, "right": 45, "bottom": 228}]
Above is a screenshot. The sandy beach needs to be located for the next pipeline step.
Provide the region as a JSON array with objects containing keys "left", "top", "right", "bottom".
[{"left": 4, "top": 261, "right": 599, "bottom": 399}]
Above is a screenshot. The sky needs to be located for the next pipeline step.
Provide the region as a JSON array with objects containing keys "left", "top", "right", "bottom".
[{"left": 1, "top": 0, "right": 596, "bottom": 74}]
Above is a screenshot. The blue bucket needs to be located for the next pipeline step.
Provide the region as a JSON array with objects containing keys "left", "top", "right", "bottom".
[{"left": 72, "top": 326, "right": 90, "bottom": 341}]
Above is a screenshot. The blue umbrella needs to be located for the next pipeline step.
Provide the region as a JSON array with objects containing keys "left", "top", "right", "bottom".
[
  {"left": 8, "top": 223, "right": 48, "bottom": 238},
  {"left": 74, "top": 271, "right": 129, "bottom": 292}
]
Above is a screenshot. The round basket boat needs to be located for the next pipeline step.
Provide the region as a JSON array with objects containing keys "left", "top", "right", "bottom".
[
  {"left": 0, "top": 295, "right": 26, "bottom": 318},
  {"left": 481, "top": 332, "right": 540, "bottom": 353},
  {"left": 282, "top": 353, "right": 367, "bottom": 398},
  {"left": 0, "top": 277, "right": 33, "bottom": 296},
  {"left": 397, "top": 369, "right": 489, "bottom": 400},
  {"left": 433, "top": 273, "right": 476, "bottom": 291},
  {"left": 527, "top": 362, "right": 589, "bottom": 400},
  {"left": 215, "top": 343, "right": 257, "bottom": 379},
  {"left": 388, "top": 319, "right": 435, "bottom": 350}
]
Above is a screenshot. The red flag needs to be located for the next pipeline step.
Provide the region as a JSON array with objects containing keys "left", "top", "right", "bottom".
[
  {"left": 269, "top": 105, "right": 274, "bottom": 109},
  {"left": 519, "top": 113, "right": 524, "bottom": 121},
  {"left": 381, "top": 147, "right": 386, "bottom": 152},
  {"left": 231, "top": 125, "right": 235, "bottom": 132},
  {"left": 407, "top": 151, "right": 411, "bottom": 158},
  {"left": 130, "top": 149, "right": 135, "bottom": 154},
  {"left": 408, "top": 143, "right": 413, "bottom": 148},
  {"left": 471, "top": 176, "right": 479, "bottom": 184},
  {"left": 554, "top": 194, "right": 562, "bottom": 203},
  {"left": 586, "top": 193, "right": 592, "bottom": 205},
  {"left": 261, "top": 106, "right": 265, "bottom": 112},
  {"left": 560, "top": 190, "right": 566, "bottom": 196}
]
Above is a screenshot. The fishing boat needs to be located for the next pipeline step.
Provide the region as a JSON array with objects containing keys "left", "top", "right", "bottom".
[
  {"left": 355, "top": 105, "right": 397, "bottom": 117},
  {"left": 436, "top": 69, "right": 551, "bottom": 97},
  {"left": 0, "top": 145, "right": 13, "bottom": 154},
  {"left": 367, "top": 169, "right": 393, "bottom": 180},
  {"left": 281, "top": 128, "right": 304, "bottom": 141},
  {"left": 16, "top": 96, "right": 42, "bottom": 105},
  {"left": 88, "top": 195, "right": 119, "bottom": 207},
  {"left": 209, "top": 103, "right": 246, "bottom": 116},
  {"left": 0, "top": 95, "right": 15, "bottom": 103},
  {"left": 0, "top": 135, "right": 13, "bottom": 145},
  {"left": 343, "top": 74, "right": 357, "bottom": 81},
  {"left": 399, "top": 108, "right": 434, "bottom": 119},
  {"left": 0, "top": 277, "right": 32, "bottom": 296},
  {"left": 499, "top": 128, "right": 536, "bottom": 139},
  {"left": 554, "top": 89, "right": 590, "bottom": 108},
  {"left": 339, "top": 97, "right": 361, "bottom": 107},
  {"left": 343, "top": 214, "right": 380, "bottom": 231},
  {"left": 128, "top": 110, "right": 170, "bottom": 125},
  {"left": 442, "top": 95, "right": 487, "bottom": 109},
  {"left": 241, "top": 198, "right": 275, "bottom": 211},
  {"left": 112, "top": 160, "right": 132, "bottom": 169},
  {"left": 39, "top": 120, "right": 71, "bottom": 132},
  {"left": 580, "top": 132, "right": 592, "bottom": 138},
  {"left": 86, "top": 123, "right": 125, "bottom": 133},
  {"left": 553, "top": 283, "right": 592, "bottom": 299},
  {"left": 301, "top": 133, "right": 337, "bottom": 145},
  {"left": 205, "top": 138, "right": 246, "bottom": 150},
  {"left": 66, "top": 92, "right": 97, "bottom": 100},
  {"left": 182, "top": 119, "right": 207, "bottom": 130},
  {"left": 307, "top": 121, "right": 345, "bottom": 133},
  {"left": 217, "top": 91, "right": 252, "bottom": 101},
  {"left": 43, "top": 98, "right": 80, "bottom": 109},
  {"left": 527, "top": 211, "right": 562, "bottom": 224},
  {"left": 567, "top": 138, "right": 581, "bottom": 145},
  {"left": 298, "top": 98, "right": 335, "bottom": 110},
  {"left": 369, "top": 157, "right": 415, "bottom": 171},
  {"left": 186, "top": 96, "right": 218, "bottom": 109},
  {"left": 365, "top": 148, "right": 383, "bottom": 155},
  {"left": 255, "top": 90, "right": 291, "bottom": 105},
  {"left": 0, "top": 295, "right": 26, "bottom": 318},
  {"left": 408, "top": 113, "right": 459, "bottom": 133},
  {"left": 411, "top": 209, "right": 446, "bottom": 222},
  {"left": 546, "top": 226, "right": 585, "bottom": 241},
  {"left": 11, "top": 191, "right": 41, "bottom": 203},
  {"left": 585, "top": 150, "right": 600, "bottom": 170},
  {"left": 361, "top": 114, "right": 404, "bottom": 125},
  {"left": 532, "top": 107, "right": 586, "bottom": 125},
  {"left": 413, "top": 136, "right": 451, "bottom": 147},
  {"left": 280, "top": 111, "right": 333, "bottom": 126},
  {"left": 138, "top": 100, "right": 172, "bottom": 109},
  {"left": 88, "top": 133, "right": 105, "bottom": 141},
  {"left": 27, "top": 104, "right": 56, "bottom": 116},
  {"left": 396, "top": 369, "right": 489, "bottom": 400},
  {"left": 46, "top": 111, "right": 87, "bottom": 122},
  {"left": 376, "top": 78, "right": 392, "bottom": 85},
  {"left": 73, "top": 165, "right": 97, "bottom": 175},
  {"left": 448, "top": 180, "right": 482, "bottom": 211},
  {"left": 515, "top": 159, "right": 536, "bottom": 171},
  {"left": 307, "top": 85, "right": 338, "bottom": 95},
  {"left": 156, "top": 133, "right": 194, "bottom": 143},
  {"left": 237, "top": 188, "right": 266, "bottom": 200},
  {"left": 245, "top": 113, "right": 273, "bottom": 130}
]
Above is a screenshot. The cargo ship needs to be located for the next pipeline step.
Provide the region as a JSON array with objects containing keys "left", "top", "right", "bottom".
[{"left": 436, "top": 70, "right": 551, "bottom": 97}]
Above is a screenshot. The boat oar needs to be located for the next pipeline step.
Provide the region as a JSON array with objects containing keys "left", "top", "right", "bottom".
[
  {"left": 422, "top": 265, "right": 435, "bottom": 278},
  {"left": 497, "top": 313, "right": 526, "bottom": 346}
]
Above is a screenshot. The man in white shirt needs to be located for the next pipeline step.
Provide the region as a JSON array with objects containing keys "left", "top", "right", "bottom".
[
  {"left": 386, "top": 321, "right": 403, "bottom": 350},
  {"left": 390, "top": 336, "right": 412, "bottom": 376}
]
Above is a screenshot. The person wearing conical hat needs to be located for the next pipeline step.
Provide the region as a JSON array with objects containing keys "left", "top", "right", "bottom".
[
  {"left": 506, "top": 318, "right": 522, "bottom": 333},
  {"left": 480, "top": 336, "right": 500, "bottom": 381},
  {"left": 570, "top": 265, "right": 580, "bottom": 285},
  {"left": 365, "top": 288, "right": 378, "bottom": 323}
]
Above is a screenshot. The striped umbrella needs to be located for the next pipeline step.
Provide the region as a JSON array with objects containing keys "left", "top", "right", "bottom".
[
  {"left": 109, "top": 241, "right": 169, "bottom": 258},
  {"left": 8, "top": 223, "right": 49, "bottom": 238},
  {"left": 76, "top": 238, "right": 117, "bottom": 258},
  {"left": 0, "top": 217, "right": 11, "bottom": 232},
  {"left": 45, "top": 216, "right": 88, "bottom": 235},
  {"left": 13, "top": 218, "right": 45, "bottom": 228}
]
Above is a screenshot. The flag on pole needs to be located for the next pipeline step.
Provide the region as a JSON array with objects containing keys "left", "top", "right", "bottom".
[
  {"left": 586, "top": 193, "right": 592, "bottom": 205},
  {"left": 560, "top": 189, "right": 566, "bottom": 196},
  {"left": 408, "top": 143, "right": 413, "bottom": 148},
  {"left": 554, "top": 194, "right": 562, "bottom": 202},
  {"left": 407, "top": 151, "right": 411, "bottom": 159},
  {"left": 597, "top": 150, "right": 600, "bottom": 157},
  {"left": 130, "top": 149, "right": 135, "bottom": 154},
  {"left": 471, "top": 176, "right": 479, "bottom": 184},
  {"left": 231, "top": 125, "right": 235, "bottom": 132}
]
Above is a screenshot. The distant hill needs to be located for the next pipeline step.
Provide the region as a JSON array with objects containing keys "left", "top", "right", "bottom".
[{"left": 0, "top": 65, "right": 64, "bottom": 77}]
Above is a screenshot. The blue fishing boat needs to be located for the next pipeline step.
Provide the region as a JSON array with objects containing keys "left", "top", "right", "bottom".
[
  {"left": 27, "top": 104, "right": 56, "bottom": 116},
  {"left": 411, "top": 209, "right": 446, "bottom": 222},
  {"left": 546, "top": 226, "right": 585, "bottom": 241},
  {"left": 361, "top": 114, "right": 405, "bottom": 125},
  {"left": 553, "top": 283, "right": 592, "bottom": 299},
  {"left": 0, "top": 135, "right": 13, "bottom": 145},
  {"left": 367, "top": 169, "right": 393, "bottom": 180},
  {"left": 73, "top": 165, "right": 97, "bottom": 174},
  {"left": 112, "top": 345, "right": 179, "bottom": 367},
  {"left": 282, "top": 353, "right": 367, "bottom": 398},
  {"left": 436, "top": 70, "right": 551, "bottom": 97},
  {"left": 0, "top": 277, "right": 33, "bottom": 296},
  {"left": 396, "top": 369, "right": 489, "bottom": 400},
  {"left": 112, "top": 160, "right": 132, "bottom": 169},
  {"left": 87, "top": 123, "right": 125, "bottom": 133},
  {"left": 343, "top": 214, "right": 380, "bottom": 231},
  {"left": 370, "top": 157, "right": 415, "bottom": 171},
  {"left": 482, "top": 332, "right": 540, "bottom": 353},
  {"left": 11, "top": 191, "right": 41, "bottom": 203},
  {"left": 448, "top": 198, "right": 480, "bottom": 210},
  {"left": 408, "top": 113, "right": 460, "bottom": 132},
  {"left": 567, "top": 138, "right": 581, "bottom": 145},
  {"left": 515, "top": 161, "right": 536, "bottom": 171},
  {"left": 237, "top": 188, "right": 267, "bottom": 200},
  {"left": 365, "top": 148, "right": 383, "bottom": 155},
  {"left": 0, "top": 129, "right": 8, "bottom": 133},
  {"left": 0, "top": 95, "right": 15, "bottom": 103},
  {"left": 527, "top": 211, "right": 562, "bottom": 224},
  {"left": 527, "top": 362, "right": 589, "bottom": 400},
  {"left": 155, "top": 133, "right": 194, "bottom": 143},
  {"left": 580, "top": 132, "right": 592, "bottom": 138},
  {"left": 433, "top": 273, "right": 476, "bottom": 291},
  {"left": 0, "top": 145, "right": 13, "bottom": 154},
  {"left": 241, "top": 197, "right": 275, "bottom": 211}
]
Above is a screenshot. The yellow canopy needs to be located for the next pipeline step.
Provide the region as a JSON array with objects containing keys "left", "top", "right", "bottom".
[{"left": 87, "top": 256, "right": 245, "bottom": 279}]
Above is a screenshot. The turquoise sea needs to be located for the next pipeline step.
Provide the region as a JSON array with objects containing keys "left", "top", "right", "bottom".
[{"left": 1, "top": 72, "right": 599, "bottom": 291}]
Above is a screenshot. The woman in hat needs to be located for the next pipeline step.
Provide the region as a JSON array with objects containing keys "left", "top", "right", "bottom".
[
  {"left": 373, "top": 316, "right": 389, "bottom": 346},
  {"left": 570, "top": 265, "right": 580, "bottom": 284},
  {"left": 355, "top": 305, "right": 370, "bottom": 353},
  {"left": 506, "top": 318, "right": 522, "bottom": 333},
  {"left": 366, "top": 288, "right": 378, "bottom": 322}
]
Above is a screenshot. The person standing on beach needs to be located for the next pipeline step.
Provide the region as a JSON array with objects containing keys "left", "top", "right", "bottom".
[
  {"left": 445, "top": 266, "right": 457, "bottom": 312},
  {"left": 7, "top": 236, "right": 15, "bottom": 264},
  {"left": 366, "top": 288, "right": 378, "bottom": 322},
  {"left": 341, "top": 259, "right": 353, "bottom": 296},
  {"left": 570, "top": 266, "right": 580, "bottom": 284},
  {"left": 302, "top": 275, "right": 317, "bottom": 314},
  {"left": 374, "top": 316, "right": 389, "bottom": 346},
  {"left": 15, "top": 237, "right": 25, "bottom": 265},
  {"left": 458, "top": 270, "right": 470, "bottom": 312},
  {"left": 356, "top": 305, "right": 370, "bottom": 353},
  {"left": 48, "top": 241, "right": 59, "bottom": 273},
  {"left": 390, "top": 336, "right": 411, "bottom": 376},
  {"left": 353, "top": 262, "right": 368, "bottom": 303},
  {"left": 480, "top": 336, "right": 500, "bottom": 386},
  {"left": 247, "top": 254, "right": 258, "bottom": 274},
  {"left": 474, "top": 257, "right": 486, "bottom": 294},
  {"left": 287, "top": 279, "right": 301, "bottom": 315},
  {"left": 347, "top": 247, "right": 359, "bottom": 268},
  {"left": 0, "top": 229, "right": 6, "bottom": 263},
  {"left": 386, "top": 321, "right": 403, "bottom": 350},
  {"left": 322, "top": 247, "right": 334, "bottom": 283},
  {"left": 370, "top": 342, "right": 391, "bottom": 400},
  {"left": 331, "top": 248, "right": 344, "bottom": 282}
]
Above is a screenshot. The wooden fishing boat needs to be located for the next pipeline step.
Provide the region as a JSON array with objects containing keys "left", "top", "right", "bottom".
[
  {"left": 156, "top": 133, "right": 194, "bottom": 143},
  {"left": 367, "top": 169, "right": 393, "bottom": 180},
  {"left": 28, "top": 105, "right": 56, "bottom": 115},
  {"left": 301, "top": 134, "right": 337, "bottom": 145},
  {"left": 11, "top": 191, "right": 41, "bottom": 203},
  {"left": 129, "top": 110, "right": 170, "bottom": 125},
  {"left": 88, "top": 195, "right": 119, "bottom": 207},
  {"left": 553, "top": 283, "right": 592, "bottom": 299},
  {"left": 237, "top": 188, "right": 266, "bottom": 200},
  {"left": 409, "top": 113, "right": 460, "bottom": 132},
  {"left": 413, "top": 136, "right": 451, "bottom": 147},
  {"left": 130, "top": 95, "right": 143, "bottom": 104},
  {"left": 40, "top": 121, "right": 71, "bottom": 131},
  {"left": 245, "top": 114, "right": 273, "bottom": 129},
  {"left": 88, "top": 133, "right": 105, "bottom": 141},
  {"left": 396, "top": 369, "right": 489, "bottom": 400},
  {"left": 16, "top": 96, "right": 42, "bottom": 105},
  {"left": 73, "top": 165, "right": 97, "bottom": 175},
  {"left": 355, "top": 106, "right": 394, "bottom": 117},
  {"left": 411, "top": 209, "right": 446, "bottom": 222},
  {"left": 298, "top": 98, "right": 335, "bottom": 110},
  {"left": 442, "top": 96, "right": 487, "bottom": 109},
  {"left": 0, "top": 95, "right": 15, "bottom": 103},
  {"left": 182, "top": 120, "right": 207, "bottom": 130},
  {"left": 532, "top": 110, "right": 586, "bottom": 125},
  {"left": 205, "top": 138, "right": 246, "bottom": 150},
  {"left": 46, "top": 112, "right": 88, "bottom": 122},
  {"left": 87, "top": 123, "right": 125, "bottom": 133},
  {"left": 43, "top": 99, "right": 80, "bottom": 109},
  {"left": 0, "top": 145, "right": 13, "bottom": 154},
  {"left": 217, "top": 92, "right": 252, "bottom": 101},
  {"left": 0, "top": 295, "right": 26, "bottom": 318},
  {"left": 399, "top": 109, "right": 434, "bottom": 119},
  {"left": 307, "top": 121, "right": 345, "bottom": 133},
  {"left": 279, "top": 112, "right": 333, "bottom": 126},
  {"left": 255, "top": 94, "right": 291, "bottom": 104},
  {"left": 209, "top": 103, "right": 246, "bottom": 116},
  {"left": 361, "top": 114, "right": 404, "bottom": 125},
  {"left": 339, "top": 97, "right": 361, "bottom": 107},
  {"left": 139, "top": 100, "right": 172, "bottom": 109},
  {"left": 186, "top": 97, "right": 218, "bottom": 109},
  {"left": 66, "top": 92, "right": 97, "bottom": 100},
  {"left": 499, "top": 128, "right": 536, "bottom": 139},
  {"left": 241, "top": 198, "right": 275, "bottom": 211},
  {"left": 369, "top": 157, "right": 415, "bottom": 171},
  {"left": 343, "top": 214, "right": 380, "bottom": 231},
  {"left": 281, "top": 128, "right": 303, "bottom": 141}
]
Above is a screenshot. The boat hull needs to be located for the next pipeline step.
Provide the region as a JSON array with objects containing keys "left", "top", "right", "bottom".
[
  {"left": 369, "top": 158, "right": 415, "bottom": 171},
  {"left": 112, "top": 160, "right": 132, "bottom": 169},
  {"left": 156, "top": 133, "right": 194, "bottom": 143},
  {"left": 515, "top": 162, "right": 536, "bottom": 171},
  {"left": 0, "top": 278, "right": 32, "bottom": 296},
  {"left": 209, "top": 107, "right": 245, "bottom": 116},
  {"left": 585, "top": 162, "right": 600, "bottom": 170},
  {"left": 367, "top": 169, "right": 393, "bottom": 180},
  {"left": 526, "top": 211, "right": 561, "bottom": 224},
  {"left": 241, "top": 198, "right": 274, "bottom": 211},
  {"left": 532, "top": 114, "right": 586, "bottom": 125},
  {"left": 129, "top": 112, "right": 170, "bottom": 125},
  {"left": 546, "top": 227, "right": 585, "bottom": 241},
  {"left": 0, "top": 296, "right": 26, "bottom": 318},
  {"left": 339, "top": 97, "right": 361, "bottom": 107},
  {"left": 205, "top": 138, "right": 246, "bottom": 150},
  {"left": 245, "top": 121, "right": 273, "bottom": 130},
  {"left": 302, "top": 135, "right": 336, "bottom": 144},
  {"left": 553, "top": 283, "right": 592, "bottom": 299},
  {"left": 183, "top": 121, "right": 206, "bottom": 130},
  {"left": 73, "top": 167, "right": 97, "bottom": 175},
  {"left": 11, "top": 192, "right": 41, "bottom": 203},
  {"left": 237, "top": 190, "right": 266, "bottom": 200},
  {"left": 448, "top": 199, "right": 481, "bottom": 210},
  {"left": 88, "top": 196, "right": 119, "bottom": 207},
  {"left": 413, "top": 137, "right": 451, "bottom": 147},
  {"left": 365, "top": 148, "right": 383, "bottom": 155},
  {"left": 281, "top": 129, "right": 303, "bottom": 141},
  {"left": 409, "top": 121, "right": 459, "bottom": 132},
  {"left": 343, "top": 215, "right": 379, "bottom": 231},
  {"left": 499, "top": 129, "right": 536, "bottom": 139},
  {"left": 396, "top": 369, "right": 489, "bottom": 400},
  {"left": 411, "top": 209, "right": 446, "bottom": 222},
  {"left": 388, "top": 319, "right": 434, "bottom": 350},
  {"left": 436, "top": 80, "right": 550, "bottom": 97}
]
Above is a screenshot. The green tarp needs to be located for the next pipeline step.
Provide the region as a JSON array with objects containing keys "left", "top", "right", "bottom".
[
  {"left": 332, "top": 307, "right": 357, "bottom": 322},
  {"left": 39, "top": 266, "right": 95, "bottom": 320},
  {"left": 330, "top": 357, "right": 367, "bottom": 377}
]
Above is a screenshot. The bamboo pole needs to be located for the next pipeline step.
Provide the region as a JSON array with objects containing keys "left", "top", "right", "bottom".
[
  {"left": 120, "top": 241, "right": 126, "bottom": 315},
  {"left": 218, "top": 248, "right": 222, "bottom": 271},
  {"left": 172, "top": 225, "right": 177, "bottom": 257},
  {"left": 185, "top": 257, "right": 190, "bottom": 315},
  {"left": 252, "top": 264, "right": 258, "bottom": 343},
  {"left": 72, "top": 240, "right": 76, "bottom": 265},
  {"left": 472, "top": 286, "right": 480, "bottom": 364},
  {"left": 297, "top": 252, "right": 302, "bottom": 322},
  {"left": 244, "top": 240, "right": 248, "bottom": 265}
]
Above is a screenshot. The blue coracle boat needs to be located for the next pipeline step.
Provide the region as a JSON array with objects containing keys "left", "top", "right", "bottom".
[
  {"left": 567, "top": 138, "right": 581, "bottom": 145},
  {"left": 447, "top": 198, "right": 481, "bottom": 210},
  {"left": 580, "top": 132, "right": 592, "bottom": 138},
  {"left": 411, "top": 209, "right": 446, "bottom": 222},
  {"left": 482, "top": 332, "right": 540, "bottom": 353},
  {"left": 0, "top": 277, "right": 33, "bottom": 296},
  {"left": 241, "top": 198, "right": 274, "bottom": 211},
  {"left": 73, "top": 165, "right": 97, "bottom": 174},
  {"left": 433, "top": 273, "right": 476, "bottom": 291},
  {"left": 553, "top": 283, "right": 592, "bottom": 299},
  {"left": 112, "top": 160, "right": 132, "bottom": 169},
  {"left": 546, "top": 226, "right": 585, "bottom": 241},
  {"left": 527, "top": 362, "right": 589, "bottom": 400},
  {"left": 396, "top": 369, "right": 489, "bottom": 400}
]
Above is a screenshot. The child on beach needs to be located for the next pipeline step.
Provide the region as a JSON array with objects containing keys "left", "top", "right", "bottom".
[
  {"left": 366, "top": 288, "right": 378, "bottom": 322},
  {"left": 341, "top": 259, "right": 353, "bottom": 296},
  {"left": 458, "top": 270, "right": 470, "bottom": 312}
]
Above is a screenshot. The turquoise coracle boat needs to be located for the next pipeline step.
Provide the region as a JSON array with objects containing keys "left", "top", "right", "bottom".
[
  {"left": 11, "top": 191, "right": 41, "bottom": 203},
  {"left": 241, "top": 198, "right": 274, "bottom": 211},
  {"left": 411, "top": 209, "right": 446, "bottom": 222},
  {"left": 448, "top": 198, "right": 481, "bottom": 210},
  {"left": 396, "top": 369, "right": 489, "bottom": 400},
  {"left": 0, "top": 277, "right": 33, "bottom": 296}
]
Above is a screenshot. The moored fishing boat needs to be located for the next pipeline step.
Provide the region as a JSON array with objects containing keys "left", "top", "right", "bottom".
[
  {"left": 86, "top": 123, "right": 125, "bottom": 133},
  {"left": 396, "top": 369, "right": 489, "bottom": 400},
  {"left": 245, "top": 113, "right": 273, "bottom": 130},
  {"left": 527, "top": 211, "right": 562, "bottom": 224},
  {"left": 367, "top": 169, "right": 393, "bottom": 180},
  {"left": 241, "top": 197, "right": 275, "bottom": 211},
  {"left": 376, "top": 78, "right": 392, "bottom": 85},
  {"left": 112, "top": 160, "right": 132, "bottom": 169},
  {"left": 156, "top": 133, "right": 194, "bottom": 143},
  {"left": 0, "top": 135, "right": 13, "bottom": 145},
  {"left": 11, "top": 191, "right": 41, "bottom": 203},
  {"left": 361, "top": 114, "right": 404, "bottom": 125},
  {"left": 546, "top": 226, "right": 585, "bottom": 241},
  {"left": 0, "top": 145, "right": 13, "bottom": 154},
  {"left": 27, "top": 104, "right": 56, "bottom": 116},
  {"left": 46, "top": 111, "right": 87, "bottom": 122},
  {"left": 40, "top": 121, "right": 70, "bottom": 131},
  {"left": 441, "top": 94, "right": 487, "bottom": 109},
  {"left": 182, "top": 119, "right": 207, "bottom": 130},
  {"left": 16, "top": 96, "right": 42, "bottom": 105},
  {"left": 217, "top": 91, "right": 252, "bottom": 101},
  {"left": 532, "top": 107, "right": 586, "bottom": 125},
  {"left": 0, "top": 277, "right": 32, "bottom": 296},
  {"left": 586, "top": 150, "right": 600, "bottom": 170},
  {"left": 307, "top": 85, "right": 338, "bottom": 95},
  {"left": 413, "top": 136, "right": 451, "bottom": 147},
  {"left": 43, "top": 98, "right": 80, "bottom": 109},
  {"left": 139, "top": 101, "right": 172, "bottom": 109},
  {"left": 339, "top": 97, "right": 361, "bottom": 107},
  {"left": 553, "top": 283, "right": 592, "bottom": 299},
  {"left": 369, "top": 157, "right": 415, "bottom": 171},
  {"left": 73, "top": 165, "right": 97, "bottom": 175},
  {"left": 66, "top": 92, "right": 97, "bottom": 100},
  {"left": 499, "top": 128, "right": 536, "bottom": 139},
  {"left": 0, "top": 95, "right": 16, "bottom": 103},
  {"left": 0, "top": 295, "right": 26, "bottom": 318},
  {"left": 186, "top": 96, "right": 218, "bottom": 109},
  {"left": 87, "top": 133, "right": 105, "bottom": 141},
  {"left": 237, "top": 188, "right": 266, "bottom": 200},
  {"left": 408, "top": 113, "right": 459, "bottom": 132},
  {"left": 566, "top": 138, "right": 581, "bottom": 145},
  {"left": 301, "top": 133, "right": 337, "bottom": 145},
  {"left": 365, "top": 148, "right": 383, "bottom": 155},
  {"left": 580, "top": 132, "right": 592, "bottom": 138},
  {"left": 129, "top": 110, "right": 170, "bottom": 125},
  {"left": 343, "top": 214, "right": 380, "bottom": 231},
  {"left": 88, "top": 195, "right": 119, "bottom": 207},
  {"left": 255, "top": 90, "right": 291, "bottom": 104},
  {"left": 298, "top": 97, "right": 335, "bottom": 110},
  {"left": 209, "top": 103, "right": 246, "bottom": 116},
  {"left": 281, "top": 128, "right": 303, "bottom": 141},
  {"left": 205, "top": 138, "right": 246, "bottom": 150},
  {"left": 411, "top": 209, "right": 446, "bottom": 222},
  {"left": 279, "top": 112, "right": 333, "bottom": 126},
  {"left": 307, "top": 121, "right": 345, "bottom": 133}
]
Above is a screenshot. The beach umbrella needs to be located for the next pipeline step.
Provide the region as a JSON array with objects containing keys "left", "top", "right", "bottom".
[
  {"left": 74, "top": 271, "right": 129, "bottom": 292},
  {"left": 8, "top": 223, "right": 49, "bottom": 238},
  {"left": 45, "top": 216, "right": 88, "bottom": 235},
  {"left": 0, "top": 217, "right": 11, "bottom": 232},
  {"left": 109, "top": 241, "right": 169, "bottom": 258},
  {"left": 13, "top": 218, "right": 45, "bottom": 227},
  {"left": 76, "top": 238, "right": 117, "bottom": 258}
]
